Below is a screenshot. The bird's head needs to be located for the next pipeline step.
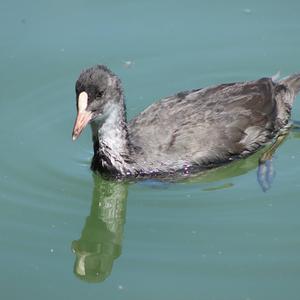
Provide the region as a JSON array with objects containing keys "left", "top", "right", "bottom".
[{"left": 72, "top": 65, "right": 122, "bottom": 140}]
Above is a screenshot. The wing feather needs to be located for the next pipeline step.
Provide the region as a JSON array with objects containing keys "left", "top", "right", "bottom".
[{"left": 129, "top": 78, "right": 279, "bottom": 170}]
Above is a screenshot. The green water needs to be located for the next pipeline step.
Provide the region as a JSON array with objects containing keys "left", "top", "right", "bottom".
[{"left": 1, "top": 0, "right": 300, "bottom": 299}]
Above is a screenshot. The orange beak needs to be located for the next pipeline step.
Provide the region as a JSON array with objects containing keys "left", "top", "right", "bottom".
[{"left": 72, "top": 110, "right": 93, "bottom": 141}]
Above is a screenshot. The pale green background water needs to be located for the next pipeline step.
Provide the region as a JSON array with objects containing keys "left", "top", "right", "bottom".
[{"left": 1, "top": 1, "right": 300, "bottom": 299}]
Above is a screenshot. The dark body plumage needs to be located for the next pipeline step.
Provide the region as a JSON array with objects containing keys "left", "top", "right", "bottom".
[{"left": 72, "top": 65, "right": 300, "bottom": 178}]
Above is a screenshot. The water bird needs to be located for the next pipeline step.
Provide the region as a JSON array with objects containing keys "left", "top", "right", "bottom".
[{"left": 72, "top": 65, "right": 300, "bottom": 182}]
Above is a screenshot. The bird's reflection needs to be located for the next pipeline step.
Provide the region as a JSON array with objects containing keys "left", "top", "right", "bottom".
[
  {"left": 72, "top": 175, "right": 128, "bottom": 282},
  {"left": 70, "top": 150, "right": 265, "bottom": 283},
  {"left": 71, "top": 124, "right": 300, "bottom": 282}
]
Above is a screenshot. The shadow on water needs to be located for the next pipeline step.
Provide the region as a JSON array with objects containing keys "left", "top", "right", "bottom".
[
  {"left": 71, "top": 126, "right": 300, "bottom": 283},
  {"left": 72, "top": 175, "right": 128, "bottom": 282},
  {"left": 70, "top": 152, "right": 262, "bottom": 283}
]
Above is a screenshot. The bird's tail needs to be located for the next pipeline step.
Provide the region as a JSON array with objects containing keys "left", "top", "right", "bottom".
[{"left": 280, "top": 73, "right": 300, "bottom": 95}]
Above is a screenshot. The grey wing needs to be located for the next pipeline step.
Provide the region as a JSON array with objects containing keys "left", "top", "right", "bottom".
[{"left": 129, "top": 78, "right": 280, "bottom": 168}]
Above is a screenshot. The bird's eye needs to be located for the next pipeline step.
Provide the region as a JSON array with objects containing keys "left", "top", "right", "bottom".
[{"left": 96, "top": 90, "right": 104, "bottom": 98}]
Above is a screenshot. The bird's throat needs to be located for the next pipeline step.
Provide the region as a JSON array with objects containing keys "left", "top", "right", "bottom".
[{"left": 91, "top": 103, "right": 131, "bottom": 175}]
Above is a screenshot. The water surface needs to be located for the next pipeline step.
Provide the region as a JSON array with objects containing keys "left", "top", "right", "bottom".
[{"left": 1, "top": 1, "right": 300, "bottom": 299}]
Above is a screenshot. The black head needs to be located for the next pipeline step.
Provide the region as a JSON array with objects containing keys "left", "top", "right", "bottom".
[{"left": 72, "top": 65, "right": 123, "bottom": 140}]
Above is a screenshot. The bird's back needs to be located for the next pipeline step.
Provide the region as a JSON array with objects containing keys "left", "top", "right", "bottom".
[{"left": 128, "top": 77, "right": 292, "bottom": 173}]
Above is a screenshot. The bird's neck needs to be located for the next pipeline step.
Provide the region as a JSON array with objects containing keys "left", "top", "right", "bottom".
[{"left": 91, "top": 99, "right": 132, "bottom": 175}]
